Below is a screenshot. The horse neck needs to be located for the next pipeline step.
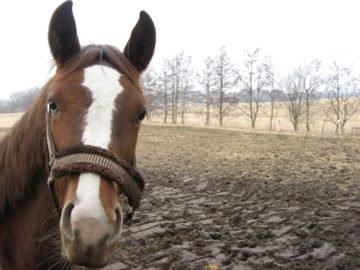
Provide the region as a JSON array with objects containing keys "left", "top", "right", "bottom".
[{"left": 0, "top": 92, "right": 47, "bottom": 217}]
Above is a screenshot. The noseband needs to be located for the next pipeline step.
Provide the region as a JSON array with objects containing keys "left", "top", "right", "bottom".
[{"left": 45, "top": 105, "right": 144, "bottom": 223}]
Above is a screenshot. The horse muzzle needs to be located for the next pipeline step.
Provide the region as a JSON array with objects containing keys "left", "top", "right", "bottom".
[{"left": 60, "top": 202, "right": 123, "bottom": 268}]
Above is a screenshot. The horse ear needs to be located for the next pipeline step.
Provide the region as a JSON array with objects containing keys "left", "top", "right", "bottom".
[
  {"left": 123, "top": 11, "right": 156, "bottom": 72},
  {"left": 48, "top": 1, "right": 80, "bottom": 66}
]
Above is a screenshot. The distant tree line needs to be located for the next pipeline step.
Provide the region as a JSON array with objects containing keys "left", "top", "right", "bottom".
[
  {"left": 0, "top": 88, "right": 39, "bottom": 113},
  {"left": 143, "top": 47, "right": 360, "bottom": 135},
  {"left": 2, "top": 50, "right": 359, "bottom": 135}
]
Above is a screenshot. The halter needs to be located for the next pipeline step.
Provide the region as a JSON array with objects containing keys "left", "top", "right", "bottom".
[{"left": 45, "top": 104, "right": 144, "bottom": 223}]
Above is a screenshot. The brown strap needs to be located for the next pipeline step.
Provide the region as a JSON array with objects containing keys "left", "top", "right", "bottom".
[{"left": 46, "top": 110, "right": 56, "bottom": 166}]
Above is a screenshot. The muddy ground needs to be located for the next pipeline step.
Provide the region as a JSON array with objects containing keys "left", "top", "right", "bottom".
[{"left": 98, "top": 125, "right": 360, "bottom": 270}]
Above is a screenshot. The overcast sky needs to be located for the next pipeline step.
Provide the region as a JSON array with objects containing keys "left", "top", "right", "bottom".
[{"left": 1, "top": 0, "right": 360, "bottom": 99}]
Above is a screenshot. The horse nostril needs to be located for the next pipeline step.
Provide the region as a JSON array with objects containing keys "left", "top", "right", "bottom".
[
  {"left": 106, "top": 205, "right": 123, "bottom": 246},
  {"left": 60, "top": 202, "right": 75, "bottom": 241}
]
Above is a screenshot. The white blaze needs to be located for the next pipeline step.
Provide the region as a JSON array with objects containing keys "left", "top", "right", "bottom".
[{"left": 71, "top": 65, "right": 122, "bottom": 223}]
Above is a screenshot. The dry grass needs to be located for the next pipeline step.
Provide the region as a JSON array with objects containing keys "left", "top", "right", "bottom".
[
  {"left": 148, "top": 100, "right": 360, "bottom": 135},
  {"left": 0, "top": 113, "right": 22, "bottom": 139},
  {"left": 0, "top": 113, "right": 22, "bottom": 128}
]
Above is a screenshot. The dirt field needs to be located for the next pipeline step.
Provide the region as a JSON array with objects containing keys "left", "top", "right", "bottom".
[
  {"left": 105, "top": 124, "right": 360, "bottom": 270},
  {"left": 2, "top": 121, "right": 360, "bottom": 269}
]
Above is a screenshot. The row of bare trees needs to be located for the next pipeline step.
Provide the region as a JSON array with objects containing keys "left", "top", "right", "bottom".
[
  {"left": 0, "top": 88, "right": 39, "bottom": 113},
  {"left": 2, "top": 53, "right": 358, "bottom": 135},
  {"left": 280, "top": 60, "right": 360, "bottom": 134},
  {"left": 325, "top": 62, "right": 360, "bottom": 134},
  {"left": 144, "top": 53, "right": 193, "bottom": 124},
  {"left": 142, "top": 47, "right": 360, "bottom": 134}
]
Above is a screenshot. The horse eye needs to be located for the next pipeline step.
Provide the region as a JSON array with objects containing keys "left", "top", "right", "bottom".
[
  {"left": 48, "top": 100, "right": 59, "bottom": 113},
  {"left": 138, "top": 110, "right": 147, "bottom": 122}
]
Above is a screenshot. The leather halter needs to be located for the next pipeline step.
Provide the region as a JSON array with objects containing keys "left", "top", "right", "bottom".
[{"left": 45, "top": 105, "right": 144, "bottom": 223}]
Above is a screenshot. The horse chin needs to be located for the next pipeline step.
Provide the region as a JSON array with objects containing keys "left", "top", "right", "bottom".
[
  {"left": 71, "top": 257, "right": 109, "bottom": 269},
  {"left": 61, "top": 241, "right": 115, "bottom": 268}
]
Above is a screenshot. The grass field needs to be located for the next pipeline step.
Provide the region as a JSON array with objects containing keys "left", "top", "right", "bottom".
[
  {"left": 1, "top": 114, "right": 360, "bottom": 269},
  {"left": 148, "top": 100, "right": 360, "bottom": 136},
  {"left": 0, "top": 113, "right": 22, "bottom": 138},
  {"left": 0, "top": 112, "right": 22, "bottom": 128}
]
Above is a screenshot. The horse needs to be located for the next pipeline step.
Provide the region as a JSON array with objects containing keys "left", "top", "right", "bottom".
[{"left": 0, "top": 1, "right": 155, "bottom": 269}]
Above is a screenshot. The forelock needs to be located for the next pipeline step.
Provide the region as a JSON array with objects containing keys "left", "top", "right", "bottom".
[{"left": 56, "top": 44, "right": 139, "bottom": 85}]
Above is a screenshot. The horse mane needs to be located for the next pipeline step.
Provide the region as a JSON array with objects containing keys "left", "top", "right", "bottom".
[
  {"left": 0, "top": 92, "right": 48, "bottom": 217},
  {"left": 0, "top": 44, "right": 139, "bottom": 218}
]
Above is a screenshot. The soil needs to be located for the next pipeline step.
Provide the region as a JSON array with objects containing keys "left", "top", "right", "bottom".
[{"left": 93, "top": 125, "right": 360, "bottom": 269}]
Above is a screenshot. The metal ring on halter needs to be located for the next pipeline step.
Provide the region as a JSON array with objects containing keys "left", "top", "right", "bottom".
[{"left": 124, "top": 206, "right": 134, "bottom": 224}]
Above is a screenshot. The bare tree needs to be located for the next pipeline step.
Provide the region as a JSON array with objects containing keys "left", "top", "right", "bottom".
[
  {"left": 213, "top": 47, "right": 237, "bottom": 126},
  {"left": 268, "top": 88, "right": 276, "bottom": 131},
  {"left": 239, "top": 49, "right": 273, "bottom": 128},
  {"left": 157, "top": 68, "right": 171, "bottom": 124},
  {"left": 267, "top": 89, "right": 284, "bottom": 131},
  {"left": 324, "top": 61, "right": 360, "bottom": 135},
  {"left": 180, "top": 77, "right": 192, "bottom": 124},
  {"left": 282, "top": 73, "right": 305, "bottom": 131},
  {"left": 296, "top": 60, "right": 323, "bottom": 132},
  {"left": 197, "top": 57, "right": 215, "bottom": 125},
  {"left": 3, "top": 88, "right": 39, "bottom": 113},
  {"left": 179, "top": 60, "right": 193, "bottom": 125},
  {"left": 165, "top": 52, "right": 192, "bottom": 124},
  {"left": 142, "top": 69, "right": 158, "bottom": 120},
  {"left": 171, "top": 53, "right": 180, "bottom": 124}
]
